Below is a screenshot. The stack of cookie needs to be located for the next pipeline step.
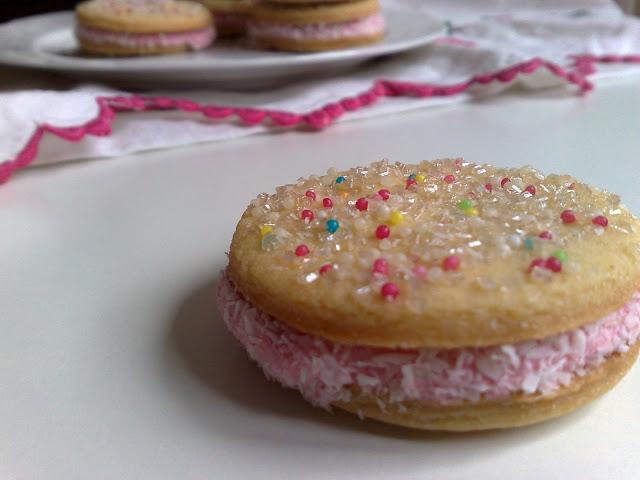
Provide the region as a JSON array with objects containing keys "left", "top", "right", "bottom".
[
  {"left": 75, "top": 0, "right": 215, "bottom": 56},
  {"left": 197, "top": 0, "right": 256, "bottom": 37},
  {"left": 247, "top": 0, "right": 385, "bottom": 52}
]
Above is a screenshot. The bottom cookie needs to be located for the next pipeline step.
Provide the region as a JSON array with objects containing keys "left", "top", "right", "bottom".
[
  {"left": 335, "top": 342, "right": 639, "bottom": 431},
  {"left": 253, "top": 31, "right": 384, "bottom": 52},
  {"left": 78, "top": 39, "right": 192, "bottom": 56}
]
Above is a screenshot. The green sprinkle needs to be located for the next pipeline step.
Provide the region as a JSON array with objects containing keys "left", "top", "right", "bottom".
[
  {"left": 457, "top": 199, "right": 473, "bottom": 211},
  {"left": 261, "top": 233, "right": 278, "bottom": 252},
  {"left": 552, "top": 249, "right": 568, "bottom": 263}
]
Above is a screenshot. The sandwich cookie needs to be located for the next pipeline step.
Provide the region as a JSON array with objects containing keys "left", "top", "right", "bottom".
[
  {"left": 198, "top": 0, "right": 255, "bottom": 37},
  {"left": 219, "top": 159, "right": 640, "bottom": 431},
  {"left": 75, "top": 0, "right": 215, "bottom": 56},
  {"left": 248, "top": 0, "right": 385, "bottom": 52}
]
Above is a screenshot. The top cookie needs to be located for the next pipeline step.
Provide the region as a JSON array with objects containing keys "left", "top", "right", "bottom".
[
  {"left": 250, "top": 0, "right": 380, "bottom": 25},
  {"left": 229, "top": 159, "right": 640, "bottom": 349},
  {"left": 76, "top": 0, "right": 212, "bottom": 33}
]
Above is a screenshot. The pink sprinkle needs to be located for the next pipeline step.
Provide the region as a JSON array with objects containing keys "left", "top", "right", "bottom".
[
  {"left": 378, "top": 189, "right": 390, "bottom": 201},
  {"left": 322, "top": 197, "right": 333, "bottom": 209},
  {"left": 372, "top": 258, "right": 389, "bottom": 275},
  {"left": 295, "top": 245, "right": 310, "bottom": 257},
  {"left": 413, "top": 265, "right": 427, "bottom": 279},
  {"left": 528, "top": 258, "right": 545, "bottom": 272},
  {"left": 442, "top": 255, "right": 460, "bottom": 271},
  {"left": 300, "top": 209, "right": 314, "bottom": 222},
  {"left": 524, "top": 185, "right": 536, "bottom": 196},
  {"left": 406, "top": 178, "right": 417, "bottom": 189},
  {"left": 355, "top": 197, "right": 369, "bottom": 211},
  {"left": 319, "top": 264, "right": 333, "bottom": 275},
  {"left": 545, "top": 257, "right": 563, "bottom": 273},
  {"left": 592, "top": 215, "right": 609, "bottom": 228},
  {"left": 538, "top": 230, "right": 553, "bottom": 240},
  {"left": 501, "top": 177, "right": 510, "bottom": 188},
  {"left": 444, "top": 174, "right": 455, "bottom": 184},
  {"left": 375, "top": 225, "right": 390, "bottom": 239},
  {"left": 305, "top": 190, "right": 316, "bottom": 201},
  {"left": 484, "top": 183, "right": 493, "bottom": 192},
  {"left": 380, "top": 282, "right": 400, "bottom": 300},
  {"left": 561, "top": 210, "right": 576, "bottom": 224}
]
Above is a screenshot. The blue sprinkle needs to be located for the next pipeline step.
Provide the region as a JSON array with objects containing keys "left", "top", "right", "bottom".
[
  {"left": 524, "top": 237, "right": 535, "bottom": 251},
  {"left": 326, "top": 219, "right": 340, "bottom": 234},
  {"left": 335, "top": 176, "right": 346, "bottom": 184},
  {"left": 408, "top": 173, "right": 417, "bottom": 180}
]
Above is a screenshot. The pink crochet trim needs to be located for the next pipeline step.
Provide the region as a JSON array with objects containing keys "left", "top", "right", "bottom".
[{"left": 1, "top": 54, "right": 639, "bottom": 187}]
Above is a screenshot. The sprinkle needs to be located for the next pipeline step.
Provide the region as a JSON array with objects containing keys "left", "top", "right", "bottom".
[
  {"left": 335, "top": 176, "right": 346, "bottom": 184},
  {"left": 528, "top": 258, "right": 545, "bottom": 272},
  {"left": 561, "top": 210, "right": 576, "bottom": 224},
  {"left": 545, "top": 256, "right": 563, "bottom": 273},
  {"left": 444, "top": 174, "right": 455, "bottom": 184},
  {"left": 484, "top": 183, "right": 493, "bottom": 192},
  {"left": 501, "top": 177, "right": 510, "bottom": 188},
  {"left": 551, "top": 250, "right": 568, "bottom": 263},
  {"left": 260, "top": 225, "right": 273, "bottom": 237},
  {"left": 408, "top": 174, "right": 416, "bottom": 180},
  {"left": 261, "top": 233, "right": 278, "bottom": 251},
  {"left": 295, "top": 244, "right": 309, "bottom": 257},
  {"left": 442, "top": 255, "right": 460, "bottom": 271},
  {"left": 355, "top": 197, "right": 369, "bottom": 211},
  {"left": 415, "top": 174, "right": 425, "bottom": 183},
  {"left": 524, "top": 237, "right": 535, "bottom": 250},
  {"left": 380, "top": 282, "right": 400, "bottom": 300},
  {"left": 524, "top": 185, "right": 536, "bottom": 196},
  {"left": 305, "top": 190, "right": 316, "bottom": 201},
  {"left": 464, "top": 208, "right": 479, "bottom": 216},
  {"left": 375, "top": 225, "right": 390, "bottom": 239},
  {"left": 592, "top": 215, "right": 609, "bottom": 228},
  {"left": 406, "top": 178, "right": 417, "bottom": 189},
  {"left": 412, "top": 265, "right": 427, "bottom": 279},
  {"left": 378, "top": 189, "right": 390, "bottom": 201},
  {"left": 326, "top": 219, "right": 339, "bottom": 234},
  {"left": 300, "top": 209, "right": 314, "bottom": 222},
  {"left": 322, "top": 197, "right": 333, "bottom": 209},
  {"left": 319, "top": 264, "right": 333, "bottom": 275},
  {"left": 538, "top": 231, "right": 553, "bottom": 240},
  {"left": 372, "top": 258, "right": 388, "bottom": 275},
  {"left": 457, "top": 199, "right": 473, "bottom": 211},
  {"left": 389, "top": 211, "right": 404, "bottom": 226}
]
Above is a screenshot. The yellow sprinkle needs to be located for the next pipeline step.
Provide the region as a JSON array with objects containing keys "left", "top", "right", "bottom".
[
  {"left": 464, "top": 208, "right": 479, "bottom": 217},
  {"left": 415, "top": 174, "right": 425, "bottom": 183},
  {"left": 389, "top": 211, "right": 404, "bottom": 226},
  {"left": 260, "top": 225, "right": 273, "bottom": 236}
]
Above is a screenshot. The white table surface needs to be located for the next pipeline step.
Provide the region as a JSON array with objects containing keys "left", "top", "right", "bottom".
[{"left": 1, "top": 75, "right": 640, "bottom": 480}]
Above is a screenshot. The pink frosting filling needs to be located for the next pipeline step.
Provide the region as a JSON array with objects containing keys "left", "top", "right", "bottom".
[
  {"left": 247, "top": 13, "right": 385, "bottom": 42},
  {"left": 218, "top": 271, "right": 640, "bottom": 408},
  {"left": 76, "top": 25, "right": 215, "bottom": 50}
]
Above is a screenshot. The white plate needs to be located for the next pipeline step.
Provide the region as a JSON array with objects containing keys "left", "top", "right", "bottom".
[{"left": 0, "top": 9, "right": 443, "bottom": 89}]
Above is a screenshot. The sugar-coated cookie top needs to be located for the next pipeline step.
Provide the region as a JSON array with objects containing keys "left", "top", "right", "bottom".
[
  {"left": 229, "top": 159, "right": 640, "bottom": 348},
  {"left": 76, "top": 0, "right": 212, "bottom": 33}
]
